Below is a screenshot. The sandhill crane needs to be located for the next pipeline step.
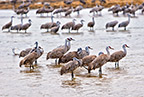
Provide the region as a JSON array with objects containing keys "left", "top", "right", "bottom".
[
  {"left": 60, "top": 57, "right": 82, "bottom": 80},
  {"left": 65, "top": 7, "right": 73, "bottom": 17},
  {"left": 90, "top": 5, "right": 104, "bottom": 16},
  {"left": 88, "top": 46, "right": 114, "bottom": 77},
  {"left": 79, "top": 0, "right": 86, "bottom": 5},
  {"left": 106, "top": 20, "right": 118, "bottom": 31},
  {"left": 108, "top": 44, "right": 129, "bottom": 69},
  {"left": 11, "top": 16, "right": 23, "bottom": 32},
  {"left": 36, "top": 6, "right": 45, "bottom": 16},
  {"left": 78, "top": 46, "right": 93, "bottom": 59},
  {"left": 118, "top": 14, "right": 131, "bottom": 30},
  {"left": 53, "top": 6, "right": 63, "bottom": 16},
  {"left": 72, "top": 19, "right": 84, "bottom": 33},
  {"left": 19, "top": 48, "right": 32, "bottom": 58},
  {"left": 87, "top": 17, "right": 95, "bottom": 30},
  {"left": 45, "top": 6, "right": 54, "bottom": 16},
  {"left": 2, "top": 16, "right": 14, "bottom": 32},
  {"left": 61, "top": 19, "right": 76, "bottom": 33},
  {"left": 18, "top": 0, "right": 25, "bottom": 9},
  {"left": 19, "top": 46, "right": 44, "bottom": 69},
  {"left": 58, "top": 48, "right": 82, "bottom": 64},
  {"left": 73, "top": 5, "right": 83, "bottom": 16},
  {"left": 64, "top": 0, "right": 73, "bottom": 5},
  {"left": 19, "top": 19, "right": 32, "bottom": 33},
  {"left": 50, "top": 21, "right": 61, "bottom": 33},
  {"left": 82, "top": 55, "right": 97, "bottom": 70},
  {"left": 46, "top": 38, "right": 75, "bottom": 65},
  {"left": 19, "top": 42, "right": 44, "bottom": 69},
  {"left": 40, "top": 16, "right": 57, "bottom": 32}
]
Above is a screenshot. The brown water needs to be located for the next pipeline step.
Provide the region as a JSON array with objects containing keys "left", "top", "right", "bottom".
[{"left": 0, "top": 9, "right": 144, "bottom": 97}]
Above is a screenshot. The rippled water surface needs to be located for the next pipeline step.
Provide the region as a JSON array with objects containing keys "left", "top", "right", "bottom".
[{"left": 0, "top": 9, "right": 144, "bottom": 97}]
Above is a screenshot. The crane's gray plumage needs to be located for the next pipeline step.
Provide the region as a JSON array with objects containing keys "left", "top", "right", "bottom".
[
  {"left": 73, "top": 5, "right": 83, "bottom": 15},
  {"left": 106, "top": 20, "right": 118, "bottom": 31},
  {"left": 50, "top": 21, "right": 61, "bottom": 33},
  {"left": 20, "top": 19, "right": 32, "bottom": 33},
  {"left": 2, "top": 16, "right": 14, "bottom": 32},
  {"left": 108, "top": 44, "right": 129, "bottom": 69},
  {"left": 11, "top": 16, "right": 23, "bottom": 32},
  {"left": 60, "top": 57, "right": 82, "bottom": 79},
  {"left": 118, "top": 14, "right": 131, "bottom": 30},
  {"left": 72, "top": 19, "right": 84, "bottom": 33},
  {"left": 87, "top": 17, "right": 95, "bottom": 30},
  {"left": 61, "top": 19, "right": 76, "bottom": 33}
]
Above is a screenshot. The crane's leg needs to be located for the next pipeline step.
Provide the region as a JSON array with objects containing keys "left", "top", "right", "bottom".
[
  {"left": 77, "top": 11, "right": 80, "bottom": 16},
  {"left": 88, "top": 69, "right": 91, "bottom": 73},
  {"left": 55, "top": 59, "right": 57, "bottom": 65},
  {"left": 112, "top": 27, "right": 114, "bottom": 31},
  {"left": 32, "top": 64, "right": 34, "bottom": 69},
  {"left": 115, "top": 62, "right": 117, "bottom": 68},
  {"left": 124, "top": 27, "right": 126, "bottom": 30},
  {"left": 71, "top": 71, "right": 74, "bottom": 80},
  {"left": 99, "top": 67, "right": 102, "bottom": 78},
  {"left": 117, "top": 62, "right": 119, "bottom": 69},
  {"left": 68, "top": 29, "right": 70, "bottom": 33},
  {"left": 35, "top": 60, "right": 37, "bottom": 64},
  {"left": 25, "top": 30, "right": 27, "bottom": 33}
]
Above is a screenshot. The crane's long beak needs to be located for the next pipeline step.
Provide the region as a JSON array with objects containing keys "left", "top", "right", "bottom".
[
  {"left": 89, "top": 47, "right": 93, "bottom": 50},
  {"left": 126, "top": 45, "right": 130, "bottom": 48}
]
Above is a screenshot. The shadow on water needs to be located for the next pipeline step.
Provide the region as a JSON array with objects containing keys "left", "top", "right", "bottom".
[
  {"left": 62, "top": 32, "right": 84, "bottom": 35},
  {"left": 118, "top": 30, "right": 131, "bottom": 34},
  {"left": 46, "top": 63, "right": 63, "bottom": 68},
  {"left": 61, "top": 79, "right": 81, "bottom": 88},
  {"left": 106, "top": 67, "right": 127, "bottom": 74},
  {"left": 9, "top": 31, "right": 32, "bottom": 35}
]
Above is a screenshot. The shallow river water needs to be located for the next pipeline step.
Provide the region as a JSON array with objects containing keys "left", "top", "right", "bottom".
[{"left": 0, "top": 8, "right": 144, "bottom": 97}]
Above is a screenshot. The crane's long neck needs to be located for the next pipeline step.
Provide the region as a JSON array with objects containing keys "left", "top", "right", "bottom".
[
  {"left": 73, "top": 20, "right": 75, "bottom": 25},
  {"left": 85, "top": 47, "right": 90, "bottom": 55},
  {"left": 65, "top": 39, "right": 68, "bottom": 48},
  {"left": 92, "top": 18, "right": 95, "bottom": 24},
  {"left": 11, "top": 17, "right": 13, "bottom": 22},
  {"left": 106, "top": 47, "right": 110, "bottom": 55},
  {"left": 67, "top": 40, "right": 71, "bottom": 49},
  {"left": 128, "top": 16, "right": 130, "bottom": 23},
  {"left": 51, "top": 17, "right": 54, "bottom": 23},
  {"left": 21, "top": 16, "right": 23, "bottom": 25},
  {"left": 123, "top": 45, "right": 127, "bottom": 54},
  {"left": 81, "top": 21, "right": 84, "bottom": 25}
]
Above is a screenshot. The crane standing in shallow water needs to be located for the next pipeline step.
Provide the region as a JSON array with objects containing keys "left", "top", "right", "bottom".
[
  {"left": 2, "top": 16, "right": 14, "bottom": 32},
  {"left": 118, "top": 14, "right": 131, "bottom": 30},
  {"left": 60, "top": 57, "right": 82, "bottom": 80},
  {"left": 88, "top": 46, "right": 114, "bottom": 77},
  {"left": 108, "top": 44, "right": 129, "bottom": 69},
  {"left": 46, "top": 38, "right": 75, "bottom": 65}
]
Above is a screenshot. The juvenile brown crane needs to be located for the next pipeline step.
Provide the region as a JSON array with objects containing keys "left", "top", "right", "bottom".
[
  {"left": 61, "top": 19, "right": 76, "bottom": 33},
  {"left": 11, "top": 16, "right": 23, "bottom": 32},
  {"left": 50, "top": 21, "right": 61, "bottom": 33},
  {"left": 19, "top": 19, "right": 32, "bottom": 33},
  {"left": 78, "top": 46, "right": 93, "bottom": 59},
  {"left": 60, "top": 57, "right": 82, "bottom": 80},
  {"left": 58, "top": 48, "right": 82, "bottom": 64},
  {"left": 2, "top": 16, "right": 14, "bottom": 32},
  {"left": 46, "top": 38, "right": 75, "bottom": 65},
  {"left": 72, "top": 19, "right": 84, "bottom": 33},
  {"left": 87, "top": 17, "right": 95, "bottom": 30},
  {"left": 40, "top": 16, "right": 57, "bottom": 32},
  {"left": 106, "top": 20, "right": 118, "bottom": 31},
  {"left": 108, "top": 44, "right": 129, "bottom": 69},
  {"left": 118, "top": 14, "right": 131, "bottom": 30},
  {"left": 88, "top": 46, "right": 114, "bottom": 77},
  {"left": 19, "top": 42, "right": 44, "bottom": 69}
]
